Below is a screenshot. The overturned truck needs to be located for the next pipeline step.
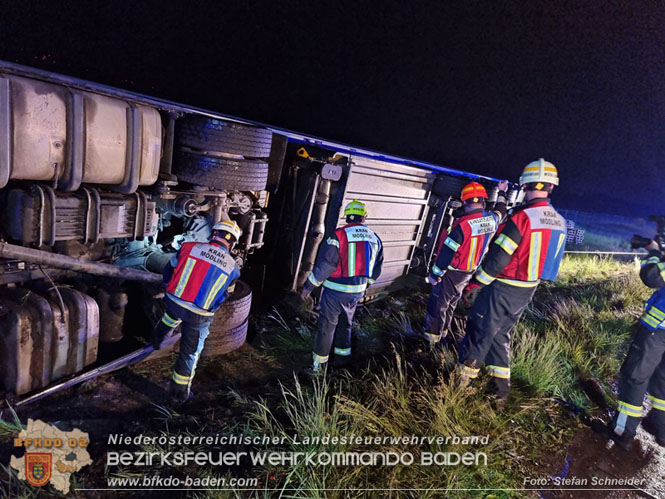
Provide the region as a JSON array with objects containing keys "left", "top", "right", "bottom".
[{"left": 0, "top": 61, "right": 512, "bottom": 404}]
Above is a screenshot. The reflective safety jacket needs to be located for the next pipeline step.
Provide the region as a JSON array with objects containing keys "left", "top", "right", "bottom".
[
  {"left": 473, "top": 198, "right": 566, "bottom": 288},
  {"left": 164, "top": 241, "right": 241, "bottom": 315},
  {"left": 304, "top": 223, "right": 384, "bottom": 295},
  {"left": 430, "top": 209, "right": 501, "bottom": 279},
  {"left": 639, "top": 250, "right": 665, "bottom": 330},
  {"left": 429, "top": 192, "right": 507, "bottom": 279}
]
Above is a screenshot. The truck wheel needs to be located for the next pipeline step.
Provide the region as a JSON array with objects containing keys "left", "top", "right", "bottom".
[
  {"left": 201, "top": 280, "right": 252, "bottom": 357},
  {"left": 174, "top": 150, "right": 268, "bottom": 191},
  {"left": 211, "top": 280, "right": 252, "bottom": 331},
  {"left": 202, "top": 319, "right": 249, "bottom": 357},
  {"left": 176, "top": 116, "right": 273, "bottom": 158}
]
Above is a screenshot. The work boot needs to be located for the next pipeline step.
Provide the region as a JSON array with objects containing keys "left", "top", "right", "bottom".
[
  {"left": 169, "top": 380, "right": 191, "bottom": 404},
  {"left": 590, "top": 419, "right": 634, "bottom": 451},
  {"left": 641, "top": 417, "right": 665, "bottom": 447}
]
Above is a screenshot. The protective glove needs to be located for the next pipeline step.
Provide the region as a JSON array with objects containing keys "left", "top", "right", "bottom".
[
  {"left": 300, "top": 287, "right": 311, "bottom": 300},
  {"left": 462, "top": 283, "right": 482, "bottom": 308}
]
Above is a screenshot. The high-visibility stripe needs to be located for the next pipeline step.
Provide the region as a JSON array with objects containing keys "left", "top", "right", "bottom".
[
  {"left": 431, "top": 265, "right": 444, "bottom": 276},
  {"left": 495, "top": 233, "right": 518, "bottom": 255},
  {"left": 467, "top": 237, "right": 478, "bottom": 270},
  {"left": 617, "top": 401, "right": 643, "bottom": 418},
  {"left": 424, "top": 332, "right": 442, "bottom": 343},
  {"left": 323, "top": 281, "right": 367, "bottom": 293},
  {"left": 528, "top": 232, "right": 542, "bottom": 281},
  {"left": 348, "top": 243, "right": 356, "bottom": 277},
  {"left": 368, "top": 242, "right": 378, "bottom": 275},
  {"left": 161, "top": 312, "right": 182, "bottom": 328},
  {"left": 650, "top": 307, "right": 665, "bottom": 320},
  {"left": 313, "top": 353, "right": 329, "bottom": 364},
  {"left": 166, "top": 294, "right": 215, "bottom": 316},
  {"left": 334, "top": 347, "right": 351, "bottom": 356},
  {"left": 523, "top": 165, "right": 557, "bottom": 173},
  {"left": 641, "top": 256, "right": 660, "bottom": 267},
  {"left": 203, "top": 272, "right": 228, "bottom": 310},
  {"left": 647, "top": 395, "right": 665, "bottom": 411},
  {"left": 555, "top": 233, "right": 565, "bottom": 258},
  {"left": 487, "top": 365, "right": 510, "bottom": 379},
  {"left": 461, "top": 365, "right": 480, "bottom": 378},
  {"left": 448, "top": 265, "right": 474, "bottom": 273},
  {"left": 308, "top": 273, "right": 322, "bottom": 287},
  {"left": 172, "top": 371, "right": 191, "bottom": 385},
  {"left": 327, "top": 237, "right": 340, "bottom": 248},
  {"left": 641, "top": 313, "right": 661, "bottom": 328},
  {"left": 497, "top": 277, "right": 539, "bottom": 288},
  {"left": 174, "top": 258, "right": 196, "bottom": 298},
  {"left": 475, "top": 266, "right": 495, "bottom": 285},
  {"left": 444, "top": 237, "right": 460, "bottom": 251}
]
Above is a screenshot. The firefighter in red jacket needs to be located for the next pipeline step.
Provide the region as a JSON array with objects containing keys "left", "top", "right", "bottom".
[
  {"left": 301, "top": 200, "right": 384, "bottom": 372},
  {"left": 424, "top": 180, "right": 509, "bottom": 346},
  {"left": 152, "top": 220, "right": 242, "bottom": 402},
  {"left": 458, "top": 159, "right": 566, "bottom": 406}
]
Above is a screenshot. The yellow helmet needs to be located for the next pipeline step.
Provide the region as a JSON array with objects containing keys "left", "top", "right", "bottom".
[
  {"left": 212, "top": 220, "right": 242, "bottom": 242},
  {"left": 344, "top": 200, "right": 367, "bottom": 217},
  {"left": 519, "top": 158, "right": 559, "bottom": 186}
]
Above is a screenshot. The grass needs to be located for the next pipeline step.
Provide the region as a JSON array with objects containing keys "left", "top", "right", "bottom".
[
  {"left": 236, "top": 255, "right": 652, "bottom": 495},
  {"left": 0, "top": 255, "right": 650, "bottom": 497}
]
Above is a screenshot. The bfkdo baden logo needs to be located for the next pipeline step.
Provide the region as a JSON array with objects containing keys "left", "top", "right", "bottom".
[
  {"left": 25, "top": 452, "right": 52, "bottom": 486},
  {"left": 10, "top": 419, "right": 92, "bottom": 494}
]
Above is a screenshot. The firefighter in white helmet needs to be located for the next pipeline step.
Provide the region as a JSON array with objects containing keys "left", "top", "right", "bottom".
[
  {"left": 300, "top": 200, "right": 384, "bottom": 372},
  {"left": 458, "top": 159, "right": 566, "bottom": 408},
  {"left": 152, "top": 220, "right": 242, "bottom": 402}
]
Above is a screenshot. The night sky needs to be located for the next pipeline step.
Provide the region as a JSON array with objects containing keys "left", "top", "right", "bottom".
[{"left": 1, "top": 1, "right": 663, "bottom": 216}]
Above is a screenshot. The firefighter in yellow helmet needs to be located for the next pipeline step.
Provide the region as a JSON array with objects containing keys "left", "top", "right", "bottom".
[
  {"left": 423, "top": 180, "right": 508, "bottom": 346},
  {"left": 152, "top": 220, "right": 242, "bottom": 402},
  {"left": 300, "top": 200, "right": 384, "bottom": 372}
]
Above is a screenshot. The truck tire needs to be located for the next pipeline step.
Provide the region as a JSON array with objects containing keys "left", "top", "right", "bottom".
[
  {"left": 176, "top": 116, "right": 273, "bottom": 158},
  {"left": 174, "top": 150, "right": 269, "bottom": 191},
  {"left": 211, "top": 280, "right": 252, "bottom": 331},
  {"left": 202, "top": 319, "right": 249, "bottom": 357},
  {"left": 200, "top": 280, "right": 252, "bottom": 357}
]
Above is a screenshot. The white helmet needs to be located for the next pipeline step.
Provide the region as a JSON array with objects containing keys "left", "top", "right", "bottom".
[
  {"left": 519, "top": 158, "right": 559, "bottom": 186},
  {"left": 212, "top": 220, "right": 242, "bottom": 242}
]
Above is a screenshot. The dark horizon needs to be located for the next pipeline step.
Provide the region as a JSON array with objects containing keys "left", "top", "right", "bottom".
[{"left": 1, "top": 1, "right": 663, "bottom": 218}]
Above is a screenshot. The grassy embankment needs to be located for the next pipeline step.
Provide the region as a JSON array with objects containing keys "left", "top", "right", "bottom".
[
  {"left": 0, "top": 256, "right": 651, "bottom": 498},
  {"left": 242, "top": 256, "right": 650, "bottom": 497}
]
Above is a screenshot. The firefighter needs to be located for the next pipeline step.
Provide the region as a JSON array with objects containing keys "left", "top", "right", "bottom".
[
  {"left": 458, "top": 159, "right": 566, "bottom": 407},
  {"left": 600, "top": 240, "right": 665, "bottom": 450},
  {"left": 152, "top": 220, "right": 242, "bottom": 402},
  {"left": 423, "top": 180, "right": 509, "bottom": 346},
  {"left": 300, "top": 200, "right": 384, "bottom": 372}
]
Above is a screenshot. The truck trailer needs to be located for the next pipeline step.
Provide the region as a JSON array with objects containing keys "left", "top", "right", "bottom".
[{"left": 0, "top": 61, "right": 512, "bottom": 404}]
